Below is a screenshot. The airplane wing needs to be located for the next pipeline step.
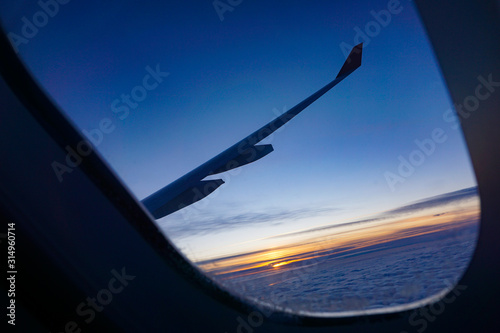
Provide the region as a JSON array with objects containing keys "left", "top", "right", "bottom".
[{"left": 141, "top": 43, "right": 363, "bottom": 219}]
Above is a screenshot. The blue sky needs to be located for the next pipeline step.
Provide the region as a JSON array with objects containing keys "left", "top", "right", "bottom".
[{"left": 1, "top": 0, "right": 478, "bottom": 260}]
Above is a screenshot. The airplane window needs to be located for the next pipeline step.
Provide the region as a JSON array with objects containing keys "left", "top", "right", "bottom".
[{"left": 1, "top": 0, "right": 480, "bottom": 317}]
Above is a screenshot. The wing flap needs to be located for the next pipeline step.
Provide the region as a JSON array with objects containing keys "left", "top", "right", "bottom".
[
  {"left": 208, "top": 144, "right": 274, "bottom": 175},
  {"left": 148, "top": 179, "right": 224, "bottom": 219}
]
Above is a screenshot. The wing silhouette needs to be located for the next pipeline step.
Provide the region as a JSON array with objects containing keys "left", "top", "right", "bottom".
[{"left": 142, "top": 43, "right": 363, "bottom": 219}]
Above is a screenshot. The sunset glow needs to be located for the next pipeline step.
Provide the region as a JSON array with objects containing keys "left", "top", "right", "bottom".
[{"left": 198, "top": 192, "right": 479, "bottom": 280}]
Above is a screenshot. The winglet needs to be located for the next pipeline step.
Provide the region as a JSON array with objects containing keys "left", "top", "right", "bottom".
[{"left": 336, "top": 43, "right": 363, "bottom": 79}]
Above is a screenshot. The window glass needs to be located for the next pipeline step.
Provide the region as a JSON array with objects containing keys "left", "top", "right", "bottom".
[{"left": 1, "top": 0, "right": 480, "bottom": 316}]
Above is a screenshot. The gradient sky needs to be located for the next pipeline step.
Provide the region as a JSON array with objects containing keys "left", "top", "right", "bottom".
[{"left": 1, "top": 0, "right": 478, "bottom": 261}]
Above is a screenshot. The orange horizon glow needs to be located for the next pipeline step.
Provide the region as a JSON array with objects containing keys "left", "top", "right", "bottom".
[{"left": 197, "top": 198, "right": 480, "bottom": 279}]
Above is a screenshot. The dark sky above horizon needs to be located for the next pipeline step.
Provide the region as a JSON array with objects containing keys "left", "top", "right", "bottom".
[{"left": 1, "top": 0, "right": 478, "bottom": 260}]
